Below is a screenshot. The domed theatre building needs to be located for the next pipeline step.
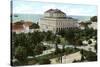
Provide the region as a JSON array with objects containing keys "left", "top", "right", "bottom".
[{"left": 39, "top": 9, "right": 78, "bottom": 33}]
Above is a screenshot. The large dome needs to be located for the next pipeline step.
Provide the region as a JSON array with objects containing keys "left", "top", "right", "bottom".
[{"left": 44, "top": 9, "right": 66, "bottom": 18}]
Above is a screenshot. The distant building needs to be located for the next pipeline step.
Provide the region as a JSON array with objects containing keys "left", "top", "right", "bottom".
[
  {"left": 88, "top": 22, "right": 97, "bottom": 30},
  {"left": 12, "top": 20, "right": 33, "bottom": 34},
  {"left": 39, "top": 9, "right": 78, "bottom": 33},
  {"left": 78, "top": 21, "right": 97, "bottom": 30},
  {"left": 78, "top": 22, "right": 87, "bottom": 30}
]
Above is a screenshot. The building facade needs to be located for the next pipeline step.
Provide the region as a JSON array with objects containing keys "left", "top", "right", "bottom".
[{"left": 39, "top": 9, "right": 78, "bottom": 33}]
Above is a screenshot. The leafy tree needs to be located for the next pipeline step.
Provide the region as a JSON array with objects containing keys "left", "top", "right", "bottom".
[
  {"left": 34, "top": 43, "right": 44, "bottom": 55},
  {"left": 58, "top": 29, "right": 75, "bottom": 44},
  {"left": 58, "top": 29, "right": 66, "bottom": 37},
  {"left": 81, "top": 54, "right": 85, "bottom": 61},
  {"left": 39, "top": 58, "right": 51, "bottom": 64},
  {"left": 90, "top": 16, "right": 97, "bottom": 22},
  {"left": 60, "top": 37, "right": 66, "bottom": 52},
  {"left": 15, "top": 46, "right": 27, "bottom": 61},
  {"left": 29, "top": 23, "right": 39, "bottom": 29},
  {"left": 45, "top": 31, "right": 54, "bottom": 41},
  {"left": 80, "top": 49, "right": 97, "bottom": 61},
  {"left": 12, "top": 31, "right": 46, "bottom": 57},
  {"left": 74, "top": 39, "right": 83, "bottom": 46},
  {"left": 30, "top": 31, "right": 44, "bottom": 45},
  {"left": 95, "top": 42, "right": 97, "bottom": 53},
  {"left": 13, "top": 33, "right": 28, "bottom": 47},
  {"left": 86, "top": 52, "right": 97, "bottom": 61},
  {"left": 55, "top": 36, "right": 61, "bottom": 54},
  {"left": 88, "top": 40, "right": 92, "bottom": 44},
  {"left": 85, "top": 27, "right": 94, "bottom": 36}
]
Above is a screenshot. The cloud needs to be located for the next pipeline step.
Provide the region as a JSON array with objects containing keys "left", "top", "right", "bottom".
[{"left": 13, "top": 0, "right": 97, "bottom": 16}]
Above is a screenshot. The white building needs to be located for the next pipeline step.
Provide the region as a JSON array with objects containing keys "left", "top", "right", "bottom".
[{"left": 39, "top": 9, "right": 78, "bottom": 33}]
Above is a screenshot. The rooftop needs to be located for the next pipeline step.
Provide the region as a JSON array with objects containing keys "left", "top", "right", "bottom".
[{"left": 45, "top": 9, "right": 65, "bottom": 14}]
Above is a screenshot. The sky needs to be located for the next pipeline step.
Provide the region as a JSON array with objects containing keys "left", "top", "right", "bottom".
[{"left": 12, "top": 0, "right": 97, "bottom": 16}]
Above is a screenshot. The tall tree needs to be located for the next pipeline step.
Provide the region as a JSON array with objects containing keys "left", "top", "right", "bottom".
[
  {"left": 15, "top": 46, "right": 27, "bottom": 61},
  {"left": 29, "top": 23, "right": 39, "bottom": 29},
  {"left": 90, "top": 16, "right": 97, "bottom": 22},
  {"left": 55, "top": 35, "right": 61, "bottom": 54},
  {"left": 60, "top": 37, "right": 66, "bottom": 52}
]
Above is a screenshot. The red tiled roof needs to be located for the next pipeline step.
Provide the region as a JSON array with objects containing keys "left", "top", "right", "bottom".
[
  {"left": 24, "top": 21, "right": 33, "bottom": 27},
  {"left": 45, "top": 9, "right": 54, "bottom": 13},
  {"left": 12, "top": 24, "right": 24, "bottom": 31},
  {"left": 12, "top": 21, "right": 33, "bottom": 32},
  {"left": 14, "top": 21, "right": 24, "bottom": 25}
]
